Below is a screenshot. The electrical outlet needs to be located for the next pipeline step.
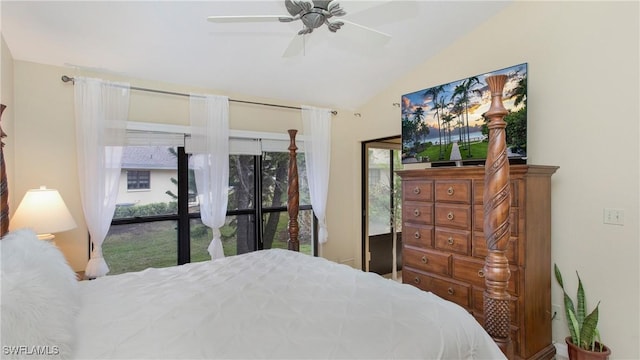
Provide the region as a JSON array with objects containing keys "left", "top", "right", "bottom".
[
  {"left": 552, "top": 304, "right": 561, "bottom": 321},
  {"left": 603, "top": 208, "right": 624, "bottom": 225}
]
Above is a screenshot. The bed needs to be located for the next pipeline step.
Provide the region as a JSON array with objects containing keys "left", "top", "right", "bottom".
[
  {"left": 1, "top": 231, "right": 503, "bottom": 359},
  {"left": 0, "top": 75, "right": 513, "bottom": 359}
]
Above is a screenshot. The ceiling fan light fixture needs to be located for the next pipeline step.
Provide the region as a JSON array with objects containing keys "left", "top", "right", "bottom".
[{"left": 301, "top": 11, "right": 325, "bottom": 30}]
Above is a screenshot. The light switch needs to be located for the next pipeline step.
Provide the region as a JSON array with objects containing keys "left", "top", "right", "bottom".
[{"left": 603, "top": 208, "right": 624, "bottom": 225}]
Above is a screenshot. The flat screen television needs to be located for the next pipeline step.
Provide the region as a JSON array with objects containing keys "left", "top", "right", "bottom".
[{"left": 401, "top": 63, "right": 527, "bottom": 166}]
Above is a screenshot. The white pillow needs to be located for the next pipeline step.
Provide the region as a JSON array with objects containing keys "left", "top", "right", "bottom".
[{"left": 1, "top": 229, "right": 79, "bottom": 359}]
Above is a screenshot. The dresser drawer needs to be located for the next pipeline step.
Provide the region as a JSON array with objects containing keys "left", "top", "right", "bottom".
[
  {"left": 435, "top": 203, "right": 471, "bottom": 230},
  {"left": 404, "top": 201, "right": 433, "bottom": 226},
  {"left": 403, "top": 268, "right": 470, "bottom": 307},
  {"left": 452, "top": 256, "right": 519, "bottom": 295},
  {"left": 403, "top": 180, "right": 433, "bottom": 202},
  {"left": 473, "top": 233, "right": 518, "bottom": 265},
  {"left": 473, "top": 206, "right": 519, "bottom": 236},
  {"left": 403, "top": 224, "right": 434, "bottom": 248},
  {"left": 435, "top": 180, "right": 471, "bottom": 204},
  {"left": 403, "top": 247, "right": 451, "bottom": 276},
  {"left": 472, "top": 287, "right": 518, "bottom": 326},
  {"left": 435, "top": 228, "right": 470, "bottom": 255}
]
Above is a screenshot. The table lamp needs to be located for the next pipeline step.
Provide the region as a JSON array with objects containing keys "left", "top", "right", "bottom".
[{"left": 9, "top": 186, "right": 77, "bottom": 243}]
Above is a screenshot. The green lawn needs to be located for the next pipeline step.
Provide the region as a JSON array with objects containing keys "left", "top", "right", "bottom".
[
  {"left": 103, "top": 221, "right": 179, "bottom": 274},
  {"left": 103, "top": 216, "right": 311, "bottom": 275},
  {"left": 419, "top": 141, "right": 488, "bottom": 162}
]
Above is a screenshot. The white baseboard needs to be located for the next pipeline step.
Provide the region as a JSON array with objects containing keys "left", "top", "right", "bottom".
[{"left": 555, "top": 342, "right": 569, "bottom": 360}]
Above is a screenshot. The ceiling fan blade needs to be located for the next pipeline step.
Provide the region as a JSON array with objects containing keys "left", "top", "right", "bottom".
[
  {"left": 339, "top": 19, "right": 391, "bottom": 47},
  {"left": 346, "top": 0, "right": 418, "bottom": 26},
  {"left": 207, "top": 15, "right": 289, "bottom": 23},
  {"left": 282, "top": 34, "right": 305, "bottom": 57}
]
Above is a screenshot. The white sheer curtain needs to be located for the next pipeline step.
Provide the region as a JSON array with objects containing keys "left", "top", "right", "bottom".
[
  {"left": 74, "top": 77, "right": 129, "bottom": 278},
  {"left": 190, "top": 94, "right": 229, "bottom": 260},
  {"left": 302, "top": 105, "right": 332, "bottom": 244}
]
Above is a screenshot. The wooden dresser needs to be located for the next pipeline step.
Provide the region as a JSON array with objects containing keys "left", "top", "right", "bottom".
[{"left": 397, "top": 165, "right": 558, "bottom": 360}]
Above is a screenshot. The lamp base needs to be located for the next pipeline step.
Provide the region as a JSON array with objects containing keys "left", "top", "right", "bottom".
[{"left": 37, "top": 233, "right": 56, "bottom": 245}]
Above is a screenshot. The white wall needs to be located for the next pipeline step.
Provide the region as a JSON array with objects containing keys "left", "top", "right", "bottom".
[{"left": 352, "top": 2, "right": 639, "bottom": 359}]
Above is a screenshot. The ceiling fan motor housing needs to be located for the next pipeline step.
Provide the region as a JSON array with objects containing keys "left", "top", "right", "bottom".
[
  {"left": 284, "top": 0, "right": 346, "bottom": 34},
  {"left": 301, "top": 9, "right": 327, "bottom": 31}
]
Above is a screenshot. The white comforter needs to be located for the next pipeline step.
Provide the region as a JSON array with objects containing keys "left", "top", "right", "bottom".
[{"left": 73, "top": 249, "right": 505, "bottom": 359}]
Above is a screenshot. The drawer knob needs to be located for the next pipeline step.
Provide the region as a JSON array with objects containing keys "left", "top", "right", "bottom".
[
  {"left": 413, "top": 187, "right": 421, "bottom": 194},
  {"left": 421, "top": 256, "right": 428, "bottom": 264},
  {"left": 413, "top": 277, "right": 421, "bottom": 285},
  {"left": 414, "top": 231, "right": 421, "bottom": 239},
  {"left": 413, "top": 209, "right": 421, "bottom": 217},
  {"left": 447, "top": 237, "right": 454, "bottom": 245},
  {"left": 447, "top": 186, "right": 454, "bottom": 196},
  {"left": 447, "top": 287, "right": 455, "bottom": 295},
  {"left": 478, "top": 269, "right": 485, "bottom": 278},
  {"left": 447, "top": 212, "right": 454, "bottom": 221}
]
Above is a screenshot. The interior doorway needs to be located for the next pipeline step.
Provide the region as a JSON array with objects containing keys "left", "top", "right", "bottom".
[{"left": 361, "top": 136, "right": 403, "bottom": 280}]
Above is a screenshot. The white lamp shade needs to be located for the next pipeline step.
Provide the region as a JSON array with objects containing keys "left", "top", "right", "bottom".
[{"left": 9, "top": 186, "right": 77, "bottom": 235}]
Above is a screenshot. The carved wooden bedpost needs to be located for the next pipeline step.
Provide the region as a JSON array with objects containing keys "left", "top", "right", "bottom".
[
  {"left": 483, "top": 75, "right": 513, "bottom": 359},
  {"left": 0, "top": 104, "right": 8, "bottom": 237},
  {"left": 287, "top": 129, "right": 300, "bottom": 251}
]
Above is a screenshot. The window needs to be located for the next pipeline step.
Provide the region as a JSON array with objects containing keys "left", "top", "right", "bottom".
[
  {"left": 127, "top": 170, "right": 150, "bottom": 190},
  {"left": 188, "top": 152, "right": 314, "bottom": 259},
  {"left": 102, "top": 134, "right": 316, "bottom": 275},
  {"left": 105, "top": 145, "right": 179, "bottom": 274}
]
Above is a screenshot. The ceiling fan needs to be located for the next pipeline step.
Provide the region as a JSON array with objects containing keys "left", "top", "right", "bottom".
[{"left": 207, "top": 0, "right": 392, "bottom": 57}]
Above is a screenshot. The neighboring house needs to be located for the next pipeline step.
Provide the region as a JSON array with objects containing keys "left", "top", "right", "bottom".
[{"left": 116, "top": 146, "right": 177, "bottom": 207}]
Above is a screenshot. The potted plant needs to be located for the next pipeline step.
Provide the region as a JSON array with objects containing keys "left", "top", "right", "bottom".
[{"left": 554, "top": 264, "right": 611, "bottom": 360}]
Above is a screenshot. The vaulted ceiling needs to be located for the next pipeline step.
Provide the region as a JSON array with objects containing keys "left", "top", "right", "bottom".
[{"left": 1, "top": 1, "right": 510, "bottom": 110}]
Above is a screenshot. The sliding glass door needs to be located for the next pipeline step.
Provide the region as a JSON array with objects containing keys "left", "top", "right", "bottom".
[{"left": 362, "top": 137, "right": 402, "bottom": 278}]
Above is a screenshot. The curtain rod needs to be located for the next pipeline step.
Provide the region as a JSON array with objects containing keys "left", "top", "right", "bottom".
[{"left": 61, "top": 75, "right": 337, "bottom": 115}]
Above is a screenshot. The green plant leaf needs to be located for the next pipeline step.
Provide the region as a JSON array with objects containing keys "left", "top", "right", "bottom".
[
  {"left": 563, "top": 292, "right": 578, "bottom": 342},
  {"left": 567, "top": 308, "right": 581, "bottom": 348},
  {"left": 576, "top": 272, "right": 586, "bottom": 327},
  {"left": 580, "top": 303, "right": 600, "bottom": 350},
  {"left": 556, "top": 264, "right": 578, "bottom": 344},
  {"left": 554, "top": 264, "right": 564, "bottom": 288},
  {"left": 594, "top": 328, "right": 603, "bottom": 352}
]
